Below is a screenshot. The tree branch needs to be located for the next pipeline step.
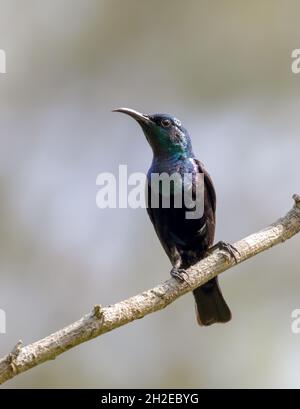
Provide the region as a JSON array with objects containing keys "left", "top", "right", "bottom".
[{"left": 1, "top": 194, "right": 300, "bottom": 385}]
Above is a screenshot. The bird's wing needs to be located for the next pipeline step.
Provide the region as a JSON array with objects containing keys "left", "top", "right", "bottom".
[{"left": 194, "top": 159, "right": 216, "bottom": 214}]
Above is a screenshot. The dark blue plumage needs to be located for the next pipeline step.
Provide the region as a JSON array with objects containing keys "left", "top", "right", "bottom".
[{"left": 114, "top": 108, "right": 231, "bottom": 326}]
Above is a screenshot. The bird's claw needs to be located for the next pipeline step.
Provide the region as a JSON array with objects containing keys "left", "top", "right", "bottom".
[
  {"left": 170, "top": 267, "right": 190, "bottom": 284},
  {"left": 215, "top": 241, "right": 240, "bottom": 263}
]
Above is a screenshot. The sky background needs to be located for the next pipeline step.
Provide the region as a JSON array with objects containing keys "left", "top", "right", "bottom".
[{"left": 0, "top": 0, "right": 300, "bottom": 388}]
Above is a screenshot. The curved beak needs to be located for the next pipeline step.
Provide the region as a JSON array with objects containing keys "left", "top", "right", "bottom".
[{"left": 112, "top": 107, "right": 152, "bottom": 125}]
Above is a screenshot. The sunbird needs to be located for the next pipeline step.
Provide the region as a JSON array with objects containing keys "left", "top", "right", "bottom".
[{"left": 114, "top": 108, "right": 233, "bottom": 325}]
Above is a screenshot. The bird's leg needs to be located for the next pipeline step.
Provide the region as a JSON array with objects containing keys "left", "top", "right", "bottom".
[
  {"left": 170, "top": 249, "right": 190, "bottom": 284},
  {"left": 209, "top": 240, "right": 240, "bottom": 263},
  {"left": 170, "top": 266, "right": 190, "bottom": 283}
]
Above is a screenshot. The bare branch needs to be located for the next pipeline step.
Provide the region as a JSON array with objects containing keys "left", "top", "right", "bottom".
[{"left": 0, "top": 194, "right": 300, "bottom": 385}]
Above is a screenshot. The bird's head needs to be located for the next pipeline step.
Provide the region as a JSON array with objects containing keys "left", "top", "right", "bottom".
[{"left": 113, "top": 108, "right": 194, "bottom": 159}]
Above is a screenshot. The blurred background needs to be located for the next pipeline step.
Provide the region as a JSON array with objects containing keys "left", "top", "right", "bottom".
[{"left": 0, "top": 0, "right": 299, "bottom": 388}]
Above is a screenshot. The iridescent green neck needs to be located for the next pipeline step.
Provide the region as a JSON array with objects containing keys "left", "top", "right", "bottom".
[{"left": 150, "top": 126, "right": 192, "bottom": 159}]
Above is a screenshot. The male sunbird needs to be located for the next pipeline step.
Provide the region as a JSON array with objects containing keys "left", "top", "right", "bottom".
[{"left": 114, "top": 108, "right": 233, "bottom": 325}]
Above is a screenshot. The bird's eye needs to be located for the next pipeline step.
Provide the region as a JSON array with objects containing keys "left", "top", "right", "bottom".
[{"left": 161, "top": 119, "right": 171, "bottom": 128}]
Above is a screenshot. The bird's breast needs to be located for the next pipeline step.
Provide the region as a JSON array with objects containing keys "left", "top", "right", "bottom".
[
  {"left": 148, "top": 156, "right": 197, "bottom": 177},
  {"left": 147, "top": 156, "right": 199, "bottom": 199}
]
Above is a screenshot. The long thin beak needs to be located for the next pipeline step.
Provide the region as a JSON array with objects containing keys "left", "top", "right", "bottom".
[{"left": 112, "top": 107, "right": 152, "bottom": 124}]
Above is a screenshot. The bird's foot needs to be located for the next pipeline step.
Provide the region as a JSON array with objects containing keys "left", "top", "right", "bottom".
[
  {"left": 170, "top": 267, "right": 190, "bottom": 284},
  {"left": 210, "top": 241, "right": 240, "bottom": 263}
]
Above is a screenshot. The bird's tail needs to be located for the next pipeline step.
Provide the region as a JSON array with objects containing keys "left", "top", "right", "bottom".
[{"left": 193, "top": 277, "right": 231, "bottom": 326}]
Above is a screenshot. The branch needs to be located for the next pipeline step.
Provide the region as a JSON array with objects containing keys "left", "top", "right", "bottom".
[{"left": 1, "top": 194, "right": 300, "bottom": 385}]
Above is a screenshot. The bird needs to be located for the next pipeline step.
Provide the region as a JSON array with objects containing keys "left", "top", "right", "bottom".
[{"left": 113, "top": 107, "right": 233, "bottom": 326}]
